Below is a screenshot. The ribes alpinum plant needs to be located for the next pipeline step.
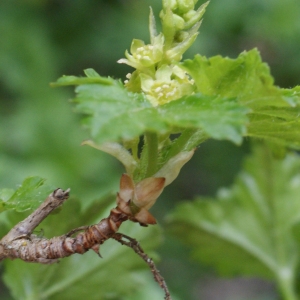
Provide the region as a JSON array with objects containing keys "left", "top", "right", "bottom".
[{"left": 1, "top": 0, "right": 300, "bottom": 299}]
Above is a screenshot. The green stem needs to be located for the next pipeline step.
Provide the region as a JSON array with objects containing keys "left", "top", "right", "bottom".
[
  {"left": 132, "top": 143, "right": 139, "bottom": 161},
  {"left": 145, "top": 132, "right": 159, "bottom": 177},
  {"left": 277, "top": 272, "right": 297, "bottom": 300},
  {"left": 165, "top": 129, "right": 208, "bottom": 162}
]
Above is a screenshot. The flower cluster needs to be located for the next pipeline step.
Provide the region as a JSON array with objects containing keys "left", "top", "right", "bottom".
[
  {"left": 118, "top": 0, "right": 209, "bottom": 106},
  {"left": 140, "top": 64, "right": 194, "bottom": 106}
]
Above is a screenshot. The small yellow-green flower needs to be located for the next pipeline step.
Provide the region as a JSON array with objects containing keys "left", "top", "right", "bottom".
[
  {"left": 118, "top": 1, "right": 209, "bottom": 103},
  {"left": 140, "top": 64, "right": 194, "bottom": 106},
  {"left": 117, "top": 34, "right": 164, "bottom": 70}
]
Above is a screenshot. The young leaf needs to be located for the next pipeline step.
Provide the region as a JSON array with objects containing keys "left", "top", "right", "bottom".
[
  {"left": 0, "top": 176, "right": 54, "bottom": 213},
  {"left": 167, "top": 145, "right": 300, "bottom": 298},
  {"left": 158, "top": 94, "right": 248, "bottom": 144},
  {"left": 181, "top": 49, "right": 300, "bottom": 148},
  {"left": 53, "top": 71, "right": 248, "bottom": 145},
  {"left": 247, "top": 109, "right": 300, "bottom": 149},
  {"left": 50, "top": 71, "right": 112, "bottom": 86},
  {"left": 182, "top": 49, "right": 282, "bottom": 106},
  {"left": 68, "top": 78, "right": 168, "bottom": 144}
]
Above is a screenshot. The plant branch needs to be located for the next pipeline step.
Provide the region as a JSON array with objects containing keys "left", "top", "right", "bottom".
[
  {"left": 1, "top": 188, "right": 70, "bottom": 243},
  {"left": 0, "top": 182, "right": 172, "bottom": 299},
  {"left": 0, "top": 188, "right": 128, "bottom": 263},
  {"left": 0, "top": 185, "right": 172, "bottom": 292},
  {"left": 113, "top": 233, "right": 172, "bottom": 300}
]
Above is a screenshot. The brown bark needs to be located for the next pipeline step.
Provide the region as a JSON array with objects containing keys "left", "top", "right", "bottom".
[
  {"left": 0, "top": 188, "right": 127, "bottom": 263},
  {"left": 0, "top": 185, "right": 172, "bottom": 299}
]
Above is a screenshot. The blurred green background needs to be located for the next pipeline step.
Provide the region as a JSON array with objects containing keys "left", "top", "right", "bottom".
[{"left": 0, "top": 0, "right": 299, "bottom": 299}]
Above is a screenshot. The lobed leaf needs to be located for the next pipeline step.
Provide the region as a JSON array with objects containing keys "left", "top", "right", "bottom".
[
  {"left": 53, "top": 71, "right": 249, "bottom": 145},
  {"left": 182, "top": 49, "right": 300, "bottom": 148},
  {"left": 159, "top": 94, "right": 248, "bottom": 144},
  {"left": 167, "top": 145, "right": 300, "bottom": 285},
  {"left": 247, "top": 110, "right": 300, "bottom": 149},
  {"left": 0, "top": 176, "right": 54, "bottom": 213},
  {"left": 54, "top": 51, "right": 300, "bottom": 149},
  {"left": 50, "top": 69, "right": 113, "bottom": 87}
]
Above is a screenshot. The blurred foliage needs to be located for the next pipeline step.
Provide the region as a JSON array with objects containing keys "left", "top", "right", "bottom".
[
  {"left": 168, "top": 145, "right": 300, "bottom": 298},
  {"left": 1, "top": 0, "right": 300, "bottom": 299}
]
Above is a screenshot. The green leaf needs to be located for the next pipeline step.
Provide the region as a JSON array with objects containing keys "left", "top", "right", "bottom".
[
  {"left": 247, "top": 108, "right": 300, "bottom": 149},
  {"left": 50, "top": 71, "right": 112, "bottom": 87},
  {"left": 54, "top": 53, "right": 300, "bottom": 150},
  {"left": 182, "top": 49, "right": 281, "bottom": 106},
  {"left": 159, "top": 94, "right": 248, "bottom": 144},
  {"left": 71, "top": 79, "right": 168, "bottom": 143},
  {"left": 181, "top": 49, "right": 300, "bottom": 149},
  {"left": 0, "top": 188, "right": 15, "bottom": 212},
  {"left": 281, "top": 86, "right": 300, "bottom": 107},
  {"left": 0, "top": 176, "right": 54, "bottom": 213},
  {"left": 3, "top": 197, "right": 163, "bottom": 300},
  {"left": 167, "top": 145, "right": 300, "bottom": 298},
  {"left": 53, "top": 70, "right": 248, "bottom": 145}
]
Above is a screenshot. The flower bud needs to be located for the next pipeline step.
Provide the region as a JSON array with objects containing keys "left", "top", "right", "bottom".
[
  {"left": 172, "top": 14, "right": 185, "bottom": 30},
  {"left": 183, "top": 1, "right": 209, "bottom": 29},
  {"left": 165, "top": 31, "right": 198, "bottom": 61},
  {"left": 162, "top": 0, "right": 177, "bottom": 11},
  {"left": 177, "top": 0, "right": 195, "bottom": 14},
  {"left": 116, "top": 174, "right": 165, "bottom": 225}
]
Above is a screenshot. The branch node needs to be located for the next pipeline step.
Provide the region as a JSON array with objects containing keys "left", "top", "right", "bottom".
[{"left": 91, "top": 244, "right": 102, "bottom": 258}]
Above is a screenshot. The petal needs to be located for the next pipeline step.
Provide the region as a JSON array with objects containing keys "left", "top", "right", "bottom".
[
  {"left": 145, "top": 94, "right": 159, "bottom": 106},
  {"left": 140, "top": 56, "right": 155, "bottom": 67},
  {"left": 155, "top": 65, "right": 172, "bottom": 81},
  {"left": 140, "top": 73, "right": 154, "bottom": 92},
  {"left": 117, "top": 58, "right": 140, "bottom": 69},
  {"left": 130, "top": 39, "right": 145, "bottom": 53},
  {"left": 172, "top": 65, "right": 186, "bottom": 79}
]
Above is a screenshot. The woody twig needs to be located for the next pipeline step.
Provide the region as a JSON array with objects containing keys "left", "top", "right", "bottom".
[
  {"left": 0, "top": 174, "right": 172, "bottom": 299},
  {"left": 113, "top": 233, "right": 172, "bottom": 300},
  {"left": 1, "top": 188, "right": 70, "bottom": 244}
]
